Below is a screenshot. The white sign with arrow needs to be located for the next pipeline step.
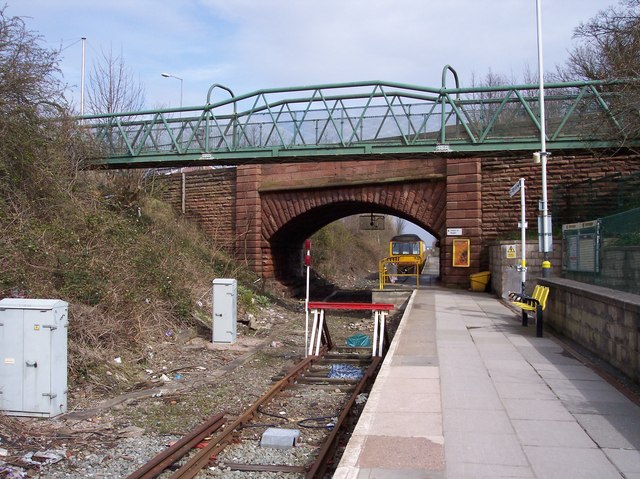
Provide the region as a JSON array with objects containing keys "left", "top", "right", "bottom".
[{"left": 509, "top": 180, "right": 522, "bottom": 198}]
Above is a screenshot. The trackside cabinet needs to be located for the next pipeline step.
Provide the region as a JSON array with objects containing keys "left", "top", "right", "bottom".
[
  {"left": 0, "top": 298, "right": 68, "bottom": 418},
  {"left": 212, "top": 279, "right": 237, "bottom": 343}
]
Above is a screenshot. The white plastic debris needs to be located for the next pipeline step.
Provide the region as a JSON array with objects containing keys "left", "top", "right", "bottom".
[
  {"left": 22, "top": 449, "right": 66, "bottom": 466},
  {"left": 260, "top": 428, "right": 301, "bottom": 449}
]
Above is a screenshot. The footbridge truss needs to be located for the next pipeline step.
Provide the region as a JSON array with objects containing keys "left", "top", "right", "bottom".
[{"left": 81, "top": 69, "right": 640, "bottom": 168}]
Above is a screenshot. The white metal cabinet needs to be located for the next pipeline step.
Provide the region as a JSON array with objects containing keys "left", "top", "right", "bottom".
[
  {"left": 212, "top": 279, "right": 237, "bottom": 343},
  {"left": 0, "top": 298, "right": 68, "bottom": 417}
]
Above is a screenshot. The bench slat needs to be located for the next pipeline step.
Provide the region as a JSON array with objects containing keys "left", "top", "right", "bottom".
[{"left": 509, "top": 285, "right": 549, "bottom": 313}]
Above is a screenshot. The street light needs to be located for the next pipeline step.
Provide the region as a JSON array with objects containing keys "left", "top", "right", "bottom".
[
  {"left": 162, "top": 72, "right": 185, "bottom": 212},
  {"left": 161, "top": 72, "right": 183, "bottom": 109},
  {"left": 535, "top": 0, "right": 552, "bottom": 277}
]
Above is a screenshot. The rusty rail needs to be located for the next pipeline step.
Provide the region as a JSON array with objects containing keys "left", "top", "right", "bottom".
[
  {"left": 169, "top": 351, "right": 324, "bottom": 478},
  {"left": 126, "top": 347, "right": 380, "bottom": 478},
  {"left": 125, "top": 413, "right": 225, "bottom": 479},
  {"left": 305, "top": 356, "right": 382, "bottom": 478}
]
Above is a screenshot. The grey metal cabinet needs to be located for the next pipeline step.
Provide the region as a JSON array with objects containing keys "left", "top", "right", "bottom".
[
  {"left": 212, "top": 279, "right": 237, "bottom": 343},
  {"left": 0, "top": 298, "right": 68, "bottom": 417}
]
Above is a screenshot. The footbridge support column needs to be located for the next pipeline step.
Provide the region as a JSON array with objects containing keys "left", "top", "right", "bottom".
[
  {"left": 443, "top": 158, "right": 482, "bottom": 287},
  {"left": 235, "top": 165, "right": 264, "bottom": 276}
]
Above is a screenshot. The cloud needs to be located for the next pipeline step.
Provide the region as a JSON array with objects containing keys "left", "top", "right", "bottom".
[
  {"left": 8, "top": 0, "right": 613, "bottom": 110},
  {"left": 196, "top": 0, "right": 590, "bottom": 90}
]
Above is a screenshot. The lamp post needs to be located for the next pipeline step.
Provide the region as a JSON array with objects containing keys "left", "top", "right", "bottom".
[
  {"left": 535, "top": 0, "right": 552, "bottom": 277},
  {"left": 80, "top": 37, "right": 86, "bottom": 116},
  {"left": 161, "top": 72, "right": 183, "bottom": 109},
  {"left": 162, "top": 72, "right": 185, "bottom": 212}
]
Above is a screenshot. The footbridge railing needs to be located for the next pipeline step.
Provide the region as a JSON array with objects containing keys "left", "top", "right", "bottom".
[{"left": 80, "top": 75, "right": 640, "bottom": 168}]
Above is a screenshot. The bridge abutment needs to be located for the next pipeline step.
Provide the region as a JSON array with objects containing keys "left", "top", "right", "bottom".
[
  {"left": 235, "top": 165, "right": 264, "bottom": 274},
  {"left": 443, "top": 158, "right": 483, "bottom": 287},
  {"left": 159, "top": 153, "right": 640, "bottom": 289}
]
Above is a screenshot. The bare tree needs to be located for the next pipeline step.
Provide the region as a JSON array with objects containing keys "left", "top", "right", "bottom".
[
  {"left": 562, "top": 0, "right": 640, "bottom": 143},
  {"left": 393, "top": 216, "right": 406, "bottom": 236},
  {"left": 87, "top": 47, "right": 145, "bottom": 115},
  {"left": 86, "top": 47, "right": 147, "bottom": 202},
  {"left": 566, "top": 0, "right": 640, "bottom": 80}
]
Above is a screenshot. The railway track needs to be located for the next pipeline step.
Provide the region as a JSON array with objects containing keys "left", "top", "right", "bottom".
[{"left": 126, "top": 340, "right": 382, "bottom": 478}]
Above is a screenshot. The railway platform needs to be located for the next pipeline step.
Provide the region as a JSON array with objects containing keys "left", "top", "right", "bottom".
[{"left": 334, "top": 287, "right": 640, "bottom": 479}]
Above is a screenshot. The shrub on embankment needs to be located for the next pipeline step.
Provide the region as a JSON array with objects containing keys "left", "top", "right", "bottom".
[
  {"left": 1, "top": 162, "right": 262, "bottom": 388},
  {"left": 0, "top": 7, "right": 264, "bottom": 391},
  {"left": 311, "top": 217, "right": 398, "bottom": 287}
]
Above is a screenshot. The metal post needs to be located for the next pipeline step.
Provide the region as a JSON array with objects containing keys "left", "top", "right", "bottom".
[
  {"left": 378, "top": 311, "right": 386, "bottom": 356},
  {"left": 510, "top": 177, "right": 528, "bottom": 325},
  {"left": 304, "top": 239, "right": 311, "bottom": 357},
  {"left": 161, "top": 73, "right": 183, "bottom": 109},
  {"left": 315, "top": 310, "right": 324, "bottom": 356},
  {"left": 80, "top": 37, "right": 86, "bottom": 116},
  {"left": 372, "top": 311, "right": 379, "bottom": 357},
  {"left": 519, "top": 178, "right": 528, "bottom": 326},
  {"left": 536, "top": 305, "right": 544, "bottom": 337},
  {"left": 536, "top": 0, "right": 552, "bottom": 277},
  {"left": 308, "top": 309, "right": 318, "bottom": 357}
]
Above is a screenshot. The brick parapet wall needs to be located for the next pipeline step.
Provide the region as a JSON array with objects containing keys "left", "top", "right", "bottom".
[
  {"left": 158, "top": 168, "right": 236, "bottom": 248},
  {"left": 259, "top": 158, "right": 446, "bottom": 191}
]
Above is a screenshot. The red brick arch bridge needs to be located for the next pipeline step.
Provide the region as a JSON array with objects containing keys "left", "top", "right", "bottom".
[
  {"left": 160, "top": 153, "right": 640, "bottom": 287},
  {"left": 85, "top": 79, "right": 640, "bottom": 286}
]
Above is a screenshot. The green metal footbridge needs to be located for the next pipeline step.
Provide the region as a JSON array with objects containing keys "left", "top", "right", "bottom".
[{"left": 81, "top": 67, "right": 640, "bottom": 168}]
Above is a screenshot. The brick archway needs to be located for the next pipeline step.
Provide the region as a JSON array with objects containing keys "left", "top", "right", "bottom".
[
  {"left": 232, "top": 157, "right": 483, "bottom": 287},
  {"left": 260, "top": 180, "right": 447, "bottom": 279},
  {"left": 161, "top": 154, "right": 640, "bottom": 288}
]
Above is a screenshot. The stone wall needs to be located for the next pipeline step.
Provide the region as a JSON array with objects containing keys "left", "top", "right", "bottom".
[
  {"left": 489, "top": 240, "right": 562, "bottom": 297},
  {"left": 539, "top": 277, "right": 640, "bottom": 382},
  {"left": 443, "top": 158, "right": 482, "bottom": 286},
  {"left": 259, "top": 158, "right": 446, "bottom": 191}
]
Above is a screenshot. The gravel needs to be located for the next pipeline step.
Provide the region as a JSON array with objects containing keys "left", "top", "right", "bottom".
[
  {"left": 0, "top": 297, "right": 393, "bottom": 479},
  {"left": 34, "top": 436, "right": 178, "bottom": 478}
]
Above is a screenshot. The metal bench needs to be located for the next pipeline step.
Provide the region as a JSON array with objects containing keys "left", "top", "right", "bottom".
[{"left": 509, "top": 285, "right": 549, "bottom": 337}]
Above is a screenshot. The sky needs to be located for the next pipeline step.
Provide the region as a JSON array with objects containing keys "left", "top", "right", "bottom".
[
  {"left": 6, "top": 0, "right": 614, "bottom": 243},
  {"left": 8, "top": 0, "right": 613, "bottom": 113}
]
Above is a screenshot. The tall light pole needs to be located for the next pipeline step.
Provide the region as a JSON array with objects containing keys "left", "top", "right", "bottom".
[
  {"left": 535, "top": 0, "right": 552, "bottom": 277},
  {"left": 162, "top": 72, "right": 185, "bottom": 212},
  {"left": 80, "top": 37, "right": 86, "bottom": 116},
  {"left": 161, "top": 72, "right": 183, "bottom": 109}
]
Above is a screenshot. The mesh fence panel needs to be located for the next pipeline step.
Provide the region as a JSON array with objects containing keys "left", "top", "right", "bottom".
[{"left": 563, "top": 207, "right": 640, "bottom": 294}]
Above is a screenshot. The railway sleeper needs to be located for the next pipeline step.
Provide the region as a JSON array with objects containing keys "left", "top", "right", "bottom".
[
  {"left": 129, "top": 323, "right": 384, "bottom": 478},
  {"left": 217, "top": 462, "right": 308, "bottom": 473}
]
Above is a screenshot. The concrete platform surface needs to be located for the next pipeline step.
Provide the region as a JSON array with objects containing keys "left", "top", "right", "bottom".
[{"left": 333, "top": 287, "right": 640, "bottom": 479}]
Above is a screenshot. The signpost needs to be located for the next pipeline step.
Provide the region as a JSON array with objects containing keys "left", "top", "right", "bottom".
[{"left": 510, "top": 178, "right": 528, "bottom": 320}]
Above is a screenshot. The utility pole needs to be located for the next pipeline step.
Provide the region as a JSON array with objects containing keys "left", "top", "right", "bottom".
[{"left": 536, "top": 0, "right": 552, "bottom": 277}]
